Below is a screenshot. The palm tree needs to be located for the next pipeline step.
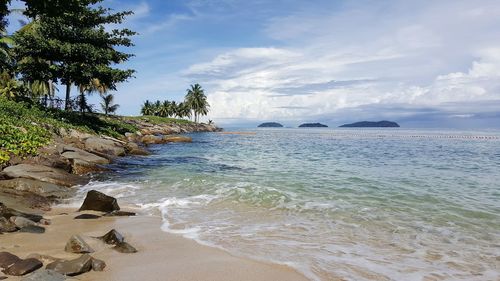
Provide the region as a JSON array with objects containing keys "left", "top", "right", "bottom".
[
  {"left": 177, "top": 102, "right": 192, "bottom": 120},
  {"left": 158, "top": 100, "right": 170, "bottom": 117},
  {"left": 185, "top": 84, "right": 210, "bottom": 123},
  {"left": 101, "top": 93, "right": 119, "bottom": 115},
  {"left": 141, "top": 100, "right": 154, "bottom": 115}
]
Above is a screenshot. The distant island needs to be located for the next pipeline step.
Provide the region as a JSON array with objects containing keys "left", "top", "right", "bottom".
[
  {"left": 258, "top": 122, "right": 284, "bottom": 128},
  {"left": 339, "top": 121, "right": 400, "bottom": 128},
  {"left": 299, "top": 123, "right": 328, "bottom": 128}
]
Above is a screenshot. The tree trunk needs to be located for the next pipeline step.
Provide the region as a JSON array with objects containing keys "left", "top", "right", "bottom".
[{"left": 65, "top": 83, "right": 71, "bottom": 111}]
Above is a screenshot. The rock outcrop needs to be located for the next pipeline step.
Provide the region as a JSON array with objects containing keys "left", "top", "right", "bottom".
[{"left": 1, "top": 164, "right": 89, "bottom": 187}]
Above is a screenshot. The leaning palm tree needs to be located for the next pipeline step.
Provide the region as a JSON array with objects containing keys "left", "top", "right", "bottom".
[
  {"left": 185, "top": 84, "right": 210, "bottom": 123},
  {"left": 100, "top": 93, "right": 119, "bottom": 115}
]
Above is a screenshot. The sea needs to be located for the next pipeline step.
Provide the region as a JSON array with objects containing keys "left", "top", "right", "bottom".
[{"left": 68, "top": 128, "right": 500, "bottom": 281}]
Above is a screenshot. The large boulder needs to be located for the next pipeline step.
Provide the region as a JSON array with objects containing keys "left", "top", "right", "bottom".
[
  {"left": 20, "top": 269, "right": 67, "bottom": 281},
  {"left": 64, "top": 235, "right": 94, "bottom": 254},
  {"left": 3, "top": 258, "right": 43, "bottom": 276},
  {"left": 0, "top": 252, "right": 21, "bottom": 269},
  {"left": 10, "top": 216, "right": 37, "bottom": 228},
  {"left": 18, "top": 225, "right": 45, "bottom": 234},
  {"left": 1, "top": 164, "right": 89, "bottom": 187},
  {"left": 90, "top": 258, "right": 106, "bottom": 271},
  {"left": 162, "top": 135, "right": 192, "bottom": 143},
  {"left": 61, "top": 147, "right": 110, "bottom": 164},
  {"left": 84, "top": 137, "right": 125, "bottom": 158},
  {"left": 0, "top": 179, "right": 72, "bottom": 199},
  {"left": 78, "top": 190, "right": 120, "bottom": 213},
  {"left": 46, "top": 254, "right": 93, "bottom": 276},
  {"left": 124, "top": 142, "right": 150, "bottom": 156}
]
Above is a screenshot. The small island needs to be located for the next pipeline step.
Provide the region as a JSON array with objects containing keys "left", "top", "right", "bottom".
[
  {"left": 339, "top": 121, "right": 400, "bottom": 128},
  {"left": 298, "top": 123, "right": 328, "bottom": 128},
  {"left": 258, "top": 122, "right": 284, "bottom": 128}
]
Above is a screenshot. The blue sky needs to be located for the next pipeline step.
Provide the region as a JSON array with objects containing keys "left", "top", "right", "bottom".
[{"left": 8, "top": 0, "right": 500, "bottom": 127}]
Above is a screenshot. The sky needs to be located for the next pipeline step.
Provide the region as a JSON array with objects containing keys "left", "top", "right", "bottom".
[{"left": 7, "top": 0, "right": 500, "bottom": 128}]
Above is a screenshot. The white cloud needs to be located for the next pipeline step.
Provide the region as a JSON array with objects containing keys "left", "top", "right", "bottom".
[{"left": 183, "top": 0, "right": 500, "bottom": 125}]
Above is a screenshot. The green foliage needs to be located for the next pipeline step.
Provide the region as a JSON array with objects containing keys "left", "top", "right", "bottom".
[
  {"left": 126, "top": 115, "right": 192, "bottom": 125},
  {"left": 0, "top": 96, "right": 138, "bottom": 164},
  {"left": 101, "top": 93, "right": 119, "bottom": 115},
  {"left": 140, "top": 99, "right": 193, "bottom": 120},
  {"left": 14, "top": 0, "right": 136, "bottom": 110}
]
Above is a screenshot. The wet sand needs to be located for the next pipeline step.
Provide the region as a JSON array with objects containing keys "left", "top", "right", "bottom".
[{"left": 1, "top": 208, "right": 309, "bottom": 281}]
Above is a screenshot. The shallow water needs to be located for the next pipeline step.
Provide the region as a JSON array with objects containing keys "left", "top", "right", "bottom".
[{"left": 73, "top": 128, "right": 500, "bottom": 281}]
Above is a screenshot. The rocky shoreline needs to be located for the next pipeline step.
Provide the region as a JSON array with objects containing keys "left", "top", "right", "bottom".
[{"left": 0, "top": 120, "right": 221, "bottom": 280}]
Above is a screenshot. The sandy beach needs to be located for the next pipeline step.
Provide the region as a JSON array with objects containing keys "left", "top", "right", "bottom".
[{"left": 1, "top": 207, "right": 309, "bottom": 281}]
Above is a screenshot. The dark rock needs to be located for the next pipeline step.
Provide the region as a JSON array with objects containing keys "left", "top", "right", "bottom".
[
  {"left": 1, "top": 164, "right": 89, "bottom": 187},
  {"left": 0, "top": 275, "right": 6, "bottom": 280},
  {"left": 46, "top": 254, "right": 93, "bottom": 276},
  {"left": 113, "top": 242, "right": 137, "bottom": 253},
  {"left": 90, "top": 258, "right": 106, "bottom": 271},
  {"left": 98, "top": 229, "right": 124, "bottom": 245},
  {"left": 298, "top": 123, "right": 328, "bottom": 128},
  {"left": 20, "top": 269, "right": 67, "bottom": 281},
  {"left": 0, "top": 252, "right": 21, "bottom": 269},
  {"left": 78, "top": 190, "right": 120, "bottom": 213},
  {"left": 339, "top": 120, "right": 400, "bottom": 128},
  {"left": 3, "top": 258, "right": 43, "bottom": 276},
  {"left": 0, "top": 217, "right": 18, "bottom": 233},
  {"left": 74, "top": 214, "right": 100, "bottom": 220},
  {"left": 103, "top": 211, "right": 136, "bottom": 217},
  {"left": 64, "top": 235, "right": 94, "bottom": 254},
  {"left": 258, "top": 122, "right": 283, "bottom": 128},
  {"left": 18, "top": 225, "right": 45, "bottom": 234}
]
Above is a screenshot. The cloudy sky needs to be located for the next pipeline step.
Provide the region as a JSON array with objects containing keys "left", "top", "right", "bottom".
[{"left": 8, "top": 0, "right": 500, "bottom": 127}]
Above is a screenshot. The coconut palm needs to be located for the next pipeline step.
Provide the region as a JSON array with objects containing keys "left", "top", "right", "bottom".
[
  {"left": 101, "top": 93, "right": 119, "bottom": 115},
  {"left": 185, "top": 84, "right": 209, "bottom": 123},
  {"left": 141, "top": 100, "right": 154, "bottom": 115}
]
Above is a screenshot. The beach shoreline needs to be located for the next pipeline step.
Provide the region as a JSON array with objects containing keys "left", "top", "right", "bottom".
[{"left": 2, "top": 206, "right": 309, "bottom": 281}]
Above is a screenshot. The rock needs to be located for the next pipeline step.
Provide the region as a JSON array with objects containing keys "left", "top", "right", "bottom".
[
  {"left": 64, "top": 235, "right": 94, "bottom": 254},
  {"left": 113, "top": 242, "right": 137, "bottom": 253},
  {"left": 84, "top": 137, "right": 125, "bottom": 158},
  {"left": 10, "top": 216, "right": 37, "bottom": 228},
  {"left": 0, "top": 252, "right": 21, "bottom": 269},
  {"left": 98, "top": 229, "right": 124, "bottom": 245},
  {"left": 140, "top": 135, "right": 164, "bottom": 145},
  {"left": 90, "top": 258, "right": 106, "bottom": 271},
  {"left": 1, "top": 164, "right": 89, "bottom": 187},
  {"left": 162, "top": 135, "right": 192, "bottom": 143},
  {"left": 0, "top": 217, "right": 18, "bottom": 233},
  {"left": 74, "top": 214, "right": 100, "bottom": 220},
  {"left": 0, "top": 275, "right": 6, "bottom": 280},
  {"left": 39, "top": 219, "right": 51, "bottom": 225},
  {"left": 3, "top": 258, "right": 43, "bottom": 276},
  {"left": 18, "top": 225, "right": 45, "bottom": 234},
  {"left": 0, "top": 203, "right": 43, "bottom": 223},
  {"left": 0, "top": 179, "right": 72, "bottom": 199},
  {"left": 69, "top": 159, "right": 108, "bottom": 175},
  {"left": 20, "top": 269, "right": 67, "bottom": 281},
  {"left": 46, "top": 254, "right": 93, "bottom": 276},
  {"left": 61, "top": 147, "right": 109, "bottom": 165},
  {"left": 124, "top": 142, "right": 150, "bottom": 156},
  {"left": 78, "top": 190, "right": 120, "bottom": 213},
  {"left": 103, "top": 211, "right": 136, "bottom": 217}
]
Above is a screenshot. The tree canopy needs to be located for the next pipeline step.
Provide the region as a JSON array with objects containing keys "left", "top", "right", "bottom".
[{"left": 14, "top": 0, "right": 135, "bottom": 110}]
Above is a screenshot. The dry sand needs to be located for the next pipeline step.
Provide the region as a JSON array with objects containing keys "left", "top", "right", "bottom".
[{"left": 1, "top": 208, "right": 309, "bottom": 281}]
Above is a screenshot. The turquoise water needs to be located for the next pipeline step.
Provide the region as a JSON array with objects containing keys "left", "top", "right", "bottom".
[{"left": 77, "top": 128, "right": 500, "bottom": 281}]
